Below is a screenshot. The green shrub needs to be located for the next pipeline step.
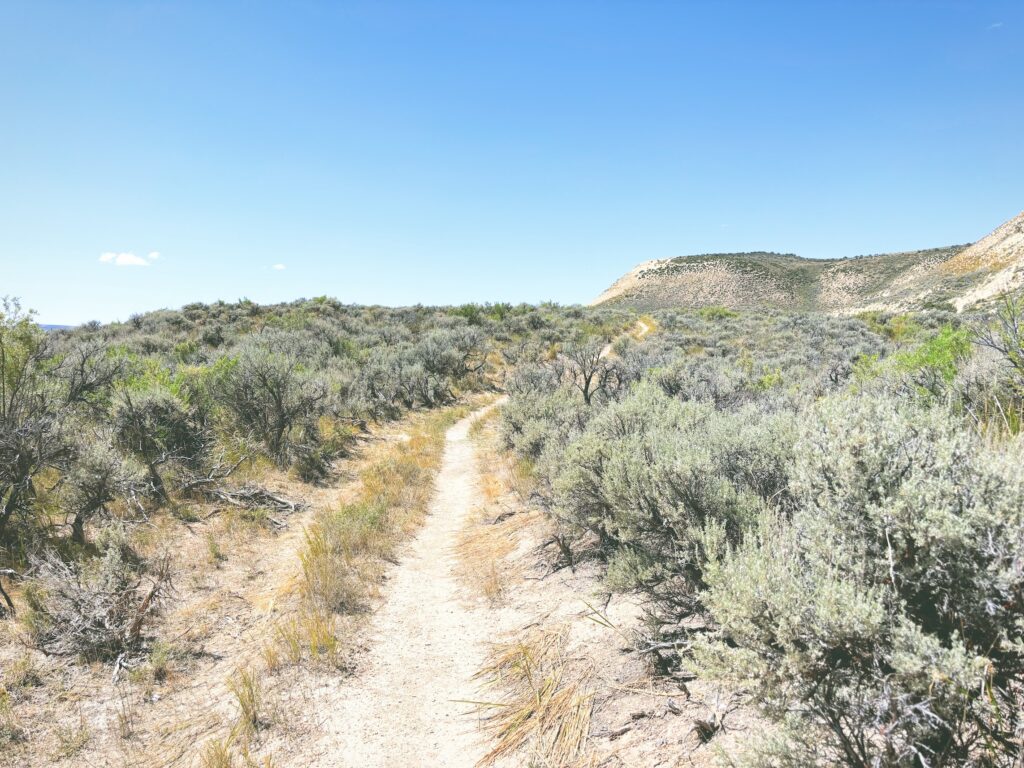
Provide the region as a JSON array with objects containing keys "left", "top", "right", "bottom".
[
  {"left": 545, "top": 384, "right": 795, "bottom": 619},
  {"left": 698, "top": 306, "right": 740, "bottom": 321},
  {"left": 891, "top": 325, "right": 971, "bottom": 392},
  {"left": 696, "top": 394, "right": 1024, "bottom": 767}
]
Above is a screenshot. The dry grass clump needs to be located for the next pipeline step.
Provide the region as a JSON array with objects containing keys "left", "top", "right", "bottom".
[
  {"left": 51, "top": 709, "right": 91, "bottom": 760},
  {"left": 200, "top": 737, "right": 235, "bottom": 768},
  {"left": 199, "top": 735, "right": 278, "bottom": 768},
  {"left": 227, "top": 666, "right": 264, "bottom": 736},
  {"left": 457, "top": 513, "right": 516, "bottom": 604},
  {"left": 473, "top": 627, "right": 594, "bottom": 767},
  {"left": 272, "top": 610, "right": 341, "bottom": 668},
  {"left": 1, "top": 652, "right": 43, "bottom": 747},
  {"left": 0, "top": 689, "right": 24, "bottom": 746}
]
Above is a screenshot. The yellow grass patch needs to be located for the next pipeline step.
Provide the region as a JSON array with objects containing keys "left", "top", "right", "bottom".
[
  {"left": 456, "top": 508, "right": 535, "bottom": 604},
  {"left": 473, "top": 626, "right": 595, "bottom": 768},
  {"left": 296, "top": 405, "right": 471, "bottom": 618}
]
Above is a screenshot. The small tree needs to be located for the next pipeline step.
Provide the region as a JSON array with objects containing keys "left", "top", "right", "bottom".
[
  {"left": 0, "top": 298, "right": 69, "bottom": 539},
  {"left": 562, "top": 339, "right": 619, "bottom": 405}
]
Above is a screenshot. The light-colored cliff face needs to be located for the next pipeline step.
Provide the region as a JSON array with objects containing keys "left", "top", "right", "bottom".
[
  {"left": 945, "top": 211, "right": 1024, "bottom": 311},
  {"left": 588, "top": 258, "right": 671, "bottom": 306},
  {"left": 592, "top": 211, "right": 1024, "bottom": 313}
]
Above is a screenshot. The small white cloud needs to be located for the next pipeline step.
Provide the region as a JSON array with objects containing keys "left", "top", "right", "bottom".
[
  {"left": 271, "top": 263, "right": 286, "bottom": 270},
  {"left": 147, "top": 251, "right": 160, "bottom": 261},
  {"left": 99, "top": 252, "right": 150, "bottom": 267},
  {"left": 989, "top": 21, "right": 1004, "bottom": 28}
]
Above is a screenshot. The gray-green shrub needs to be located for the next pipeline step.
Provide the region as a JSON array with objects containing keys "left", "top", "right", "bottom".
[{"left": 696, "top": 394, "right": 1024, "bottom": 766}]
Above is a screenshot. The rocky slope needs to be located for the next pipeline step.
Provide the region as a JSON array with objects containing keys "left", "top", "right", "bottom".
[{"left": 592, "top": 210, "right": 1024, "bottom": 312}]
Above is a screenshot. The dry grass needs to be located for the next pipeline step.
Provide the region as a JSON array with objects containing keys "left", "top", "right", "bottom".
[
  {"left": 462, "top": 406, "right": 597, "bottom": 762},
  {"left": 227, "top": 666, "right": 263, "bottom": 736},
  {"left": 51, "top": 708, "right": 91, "bottom": 760},
  {"left": 200, "top": 737, "right": 234, "bottom": 768},
  {"left": 296, "top": 405, "right": 471, "bottom": 617},
  {"left": 457, "top": 405, "right": 537, "bottom": 603},
  {"left": 457, "top": 507, "right": 535, "bottom": 605},
  {"left": 0, "top": 690, "right": 23, "bottom": 746},
  {"left": 473, "top": 626, "right": 594, "bottom": 768}
]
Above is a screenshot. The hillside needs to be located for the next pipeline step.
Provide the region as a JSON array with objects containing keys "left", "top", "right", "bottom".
[{"left": 592, "top": 210, "right": 1024, "bottom": 312}]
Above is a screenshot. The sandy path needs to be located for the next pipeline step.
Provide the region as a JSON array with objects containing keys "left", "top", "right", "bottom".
[
  {"left": 308, "top": 403, "right": 501, "bottom": 768},
  {"left": 600, "top": 318, "right": 653, "bottom": 358}
]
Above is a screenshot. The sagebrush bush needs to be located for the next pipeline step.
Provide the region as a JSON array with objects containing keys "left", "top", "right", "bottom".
[
  {"left": 219, "top": 336, "right": 330, "bottom": 465},
  {"left": 696, "top": 394, "right": 1024, "bottom": 767},
  {"left": 64, "top": 440, "right": 145, "bottom": 543},
  {"left": 24, "top": 545, "right": 172, "bottom": 660},
  {"left": 501, "top": 306, "right": 1024, "bottom": 764},
  {"left": 541, "top": 383, "right": 795, "bottom": 621}
]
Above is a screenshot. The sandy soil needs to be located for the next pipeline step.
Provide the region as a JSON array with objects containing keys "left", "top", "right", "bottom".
[
  {"left": 288, "top": 401, "right": 505, "bottom": 768},
  {"left": 589, "top": 259, "right": 670, "bottom": 306}
]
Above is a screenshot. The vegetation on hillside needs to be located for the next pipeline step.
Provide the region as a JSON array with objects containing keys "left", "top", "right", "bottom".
[{"left": 4, "top": 287, "right": 1024, "bottom": 765}]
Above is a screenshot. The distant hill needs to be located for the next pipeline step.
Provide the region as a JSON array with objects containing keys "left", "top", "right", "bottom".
[
  {"left": 591, "top": 211, "right": 1024, "bottom": 313},
  {"left": 40, "top": 324, "right": 73, "bottom": 332}
]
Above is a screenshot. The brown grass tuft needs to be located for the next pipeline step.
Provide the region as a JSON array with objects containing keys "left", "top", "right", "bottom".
[
  {"left": 457, "top": 508, "right": 535, "bottom": 604},
  {"left": 227, "top": 666, "right": 263, "bottom": 736},
  {"left": 473, "top": 627, "right": 594, "bottom": 767}
]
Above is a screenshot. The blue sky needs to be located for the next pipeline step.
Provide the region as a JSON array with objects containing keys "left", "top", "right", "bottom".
[{"left": 2, "top": 1, "right": 1022, "bottom": 324}]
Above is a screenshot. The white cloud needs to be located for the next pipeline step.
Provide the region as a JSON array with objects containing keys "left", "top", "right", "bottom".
[
  {"left": 99, "top": 252, "right": 150, "bottom": 267},
  {"left": 272, "top": 263, "right": 286, "bottom": 270},
  {"left": 147, "top": 251, "right": 160, "bottom": 261},
  {"left": 989, "top": 21, "right": 1004, "bottom": 28}
]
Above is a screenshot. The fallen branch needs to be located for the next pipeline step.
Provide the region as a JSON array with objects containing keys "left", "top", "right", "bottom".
[
  {"left": 633, "top": 640, "right": 686, "bottom": 655},
  {"left": 178, "top": 455, "right": 248, "bottom": 492},
  {"left": 197, "top": 484, "right": 306, "bottom": 515}
]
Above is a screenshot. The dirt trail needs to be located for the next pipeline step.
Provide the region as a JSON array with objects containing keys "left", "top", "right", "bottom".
[
  {"left": 600, "top": 318, "right": 653, "bottom": 358},
  {"left": 306, "top": 402, "right": 503, "bottom": 768}
]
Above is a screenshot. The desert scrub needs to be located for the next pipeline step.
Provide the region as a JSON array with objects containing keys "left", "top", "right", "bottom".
[
  {"left": 890, "top": 324, "right": 971, "bottom": 394},
  {"left": 544, "top": 383, "right": 795, "bottom": 607},
  {"left": 23, "top": 545, "right": 172, "bottom": 660},
  {"left": 695, "top": 393, "right": 1024, "bottom": 767}
]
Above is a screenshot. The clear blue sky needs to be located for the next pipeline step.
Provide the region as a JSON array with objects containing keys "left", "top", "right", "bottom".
[{"left": 2, "top": 1, "right": 1022, "bottom": 324}]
